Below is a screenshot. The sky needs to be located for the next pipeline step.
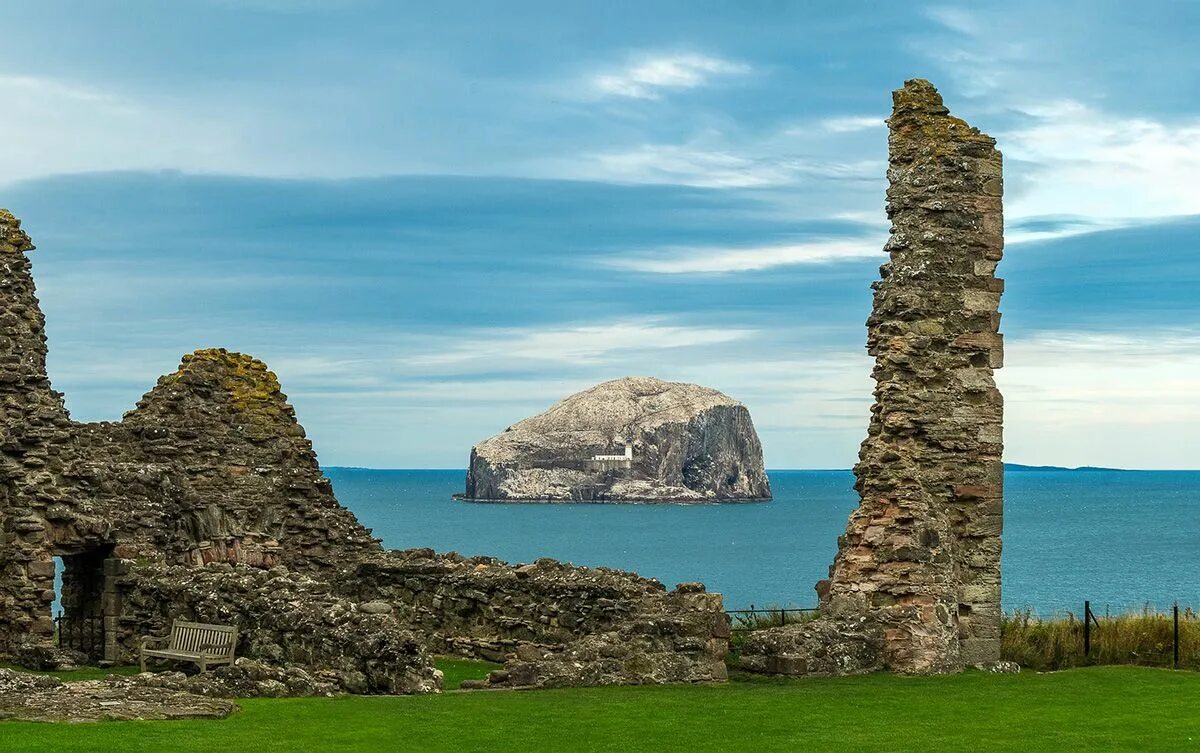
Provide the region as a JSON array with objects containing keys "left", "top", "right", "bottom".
[{"left": 1, "top": 1, "right": 1198, "bottom": 469}]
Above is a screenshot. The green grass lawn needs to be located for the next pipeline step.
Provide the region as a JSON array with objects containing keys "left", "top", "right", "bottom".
[
  {"left": 435, "top": 656, "right": 501, "bottom": 689},
  {"left": 3, "top": 665, "right": 1199, "bottom": 752}
]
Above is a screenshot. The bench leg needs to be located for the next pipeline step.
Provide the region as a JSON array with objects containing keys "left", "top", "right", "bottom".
[
  {"left": 199, "top": 658, "right": 207, "bottom": 673},
  {"left": 139, "top": 650, "right": 146, "bottom": 673}
]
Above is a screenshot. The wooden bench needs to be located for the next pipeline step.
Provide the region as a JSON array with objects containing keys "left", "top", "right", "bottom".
[{"left": 139, "top": 619, "right": 238, "bottom": 673}]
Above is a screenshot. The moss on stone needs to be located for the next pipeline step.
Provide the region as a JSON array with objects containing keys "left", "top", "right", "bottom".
[
  {"left": 171, "top": 348, "right": 285, "bottom": 421},
  {"left": 0, "top": 209, "right": 35, "bottom": 254}
]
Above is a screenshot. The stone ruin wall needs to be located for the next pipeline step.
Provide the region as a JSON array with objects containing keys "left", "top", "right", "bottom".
[
  {"left": 0, "top": 210, "right": 380, "bottom": 657},
  {"left": 820, "top": 79, "right": 1005, "bottom": 672},
  {"left": 111, "top": 560, "right": 442, "bottom": 695},
  {"left": 112, "top": 550, "right": 728, "bottom": 690},
  {"left": 1, "top": 208, "right": 727, "bottom": 690},
  {"left": 345, "top": 549, "right": 729, "bottom": 681}
]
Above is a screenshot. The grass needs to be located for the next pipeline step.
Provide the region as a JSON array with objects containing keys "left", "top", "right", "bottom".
[
  {"left": 1002, "top": 607, "right": 1200, "bottom": 671},
  {"left": 435, "top": 656, "right": 501, "bottom": 689},
  {"left": 3, "top": 666, "right": 1200, "bottom": 751}
]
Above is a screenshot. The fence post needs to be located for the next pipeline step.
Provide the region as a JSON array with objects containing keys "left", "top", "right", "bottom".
[
  {"left": 1083, "top": 601, "right": 1091, "bottom": 659},
  {"left": 779, "top": 607, "right": 786, "bottom": 627},
  {"left": 1174, "top": 602, "right": 1180, "bottom": 669}
]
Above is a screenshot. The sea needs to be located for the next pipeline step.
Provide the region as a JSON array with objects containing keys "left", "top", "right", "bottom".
[{"left": 326, "top": 468, "right": 1200, "bottom": 615}]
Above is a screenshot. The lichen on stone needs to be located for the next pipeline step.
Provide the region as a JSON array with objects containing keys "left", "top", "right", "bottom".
[
  {"left": 0, "top": 209, "right": 35, "bottom": 254},
  {"left": 172, "top": 347, "right": 286, "bottom": 420}
]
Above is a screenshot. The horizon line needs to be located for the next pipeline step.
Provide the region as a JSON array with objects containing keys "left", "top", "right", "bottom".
[{"left": 322, "top": 464, "right": 1200, "bottom": 473}]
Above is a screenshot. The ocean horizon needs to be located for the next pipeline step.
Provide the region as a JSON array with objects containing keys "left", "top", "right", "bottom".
[{"left": 325, "top": 467, "right": 1200, "bottom": 615}]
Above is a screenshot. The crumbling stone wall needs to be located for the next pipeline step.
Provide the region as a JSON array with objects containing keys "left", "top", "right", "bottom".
[
  {"left": 114, "top": 561, "right": 441, "bottom": 694},
  {"left": 739, "top": 79, "right": 1004, "bottom": 677},
  {"left": 349, "top": 549, "right": 677, "bottom": 659},
  {"left": 109, "top": 550, "right": 727, "bottom": 691},
  {"left": 0, "top": 209, "right": 379, "bottom": 658},
  {"left": 1, "top": 208, "right": 730, "bottom": 692},
  {"left": 346, "top": 549, "right": 729, "bottom": 685},
  {"left": 823, "top": 79, "right": 1005, "bottom": 671}
]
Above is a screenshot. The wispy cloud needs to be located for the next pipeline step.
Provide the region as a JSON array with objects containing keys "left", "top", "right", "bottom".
[
  {"left": 411, "top": 318, "right": 756, "bottom": 367},
  {"left": 591, "top": 52, "right": 750, "bottom": 100},
  {"left": 999, "top": 329, "right": 1200, "bottom": 467},
  {"left": 922, "top": 6, "right": 982, "bottom": 35},
  {"left": 819, "top": 115, "right": 884, "bottom": 133},
  {"left": 0, "top": 72, "right": 243, "bottom": 185},
  {"left": 603, "top": 237, "right": 884, "bottom": 274},
  {"left": 1003, "top": 100, "right": 1200, "bottom": 222},
  {"left": 565, "top": 143, "right": 881, "bottom": 188}
]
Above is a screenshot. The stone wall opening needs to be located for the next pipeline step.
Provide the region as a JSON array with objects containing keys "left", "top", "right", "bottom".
[{"left": 54, "top": 544, "right": 116, "bottom": 662}]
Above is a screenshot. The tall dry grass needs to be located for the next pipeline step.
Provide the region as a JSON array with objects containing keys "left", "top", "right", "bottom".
[{"left": 1001, "top": 606, "right": 1200, "bottom": 671}]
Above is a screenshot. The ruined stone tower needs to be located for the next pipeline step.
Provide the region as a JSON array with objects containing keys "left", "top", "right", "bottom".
[
  {"left": 0, "top": 210, "right": 380, "bottom": 659},
  {"left": 821, "top": 79, "right": 1005, "bottom": 671}
]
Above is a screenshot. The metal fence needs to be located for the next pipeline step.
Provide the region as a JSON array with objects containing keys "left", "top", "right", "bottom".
[
  {"left": 55, "top": 612, "right": 104, "bottom": 659},
  {"left": 726, "top": 605, "right": 818, "bottom": 632},
  {"left": 1084, "top": 600, "right": 1187, "bottom": 669}
]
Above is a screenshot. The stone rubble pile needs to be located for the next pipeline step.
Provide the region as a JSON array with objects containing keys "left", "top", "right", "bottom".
[
  {"left": 117, "top": 561, "right": 443, "bottom": 695},
  {"left": 0, "top": 668, "right": 236, "bottom": 723},
  {"left": 129, "top": 657, "right": 346, "bottom": 697}
]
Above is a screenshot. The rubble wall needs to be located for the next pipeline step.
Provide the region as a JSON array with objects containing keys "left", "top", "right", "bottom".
[
  {"left": 114, "top": 561, "right": 441, "bottom": 694},
  {"left": 822, "top": 79, "right": 1005, "bottom": 672},
  {"left": 348, "top": 549, "right": 729, "bottom": 678},
  {"left": 0, "top": 209, "right": 380, "bottom": 656}
]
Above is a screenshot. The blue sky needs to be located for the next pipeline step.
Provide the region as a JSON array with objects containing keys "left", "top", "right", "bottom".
[{"left": 2, "top": 1, "right": 1198, "bottom": 469}]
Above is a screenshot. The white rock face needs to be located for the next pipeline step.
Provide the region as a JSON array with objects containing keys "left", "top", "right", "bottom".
[{"left": 462, "top": 377, "right": 771, "bottom": 502}]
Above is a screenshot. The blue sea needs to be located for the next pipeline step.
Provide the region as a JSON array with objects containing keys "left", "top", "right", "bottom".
[{"left": 326, "top": 469, "right": 1200, "bottom": 614}]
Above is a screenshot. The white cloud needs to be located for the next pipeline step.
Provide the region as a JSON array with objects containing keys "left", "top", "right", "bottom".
[
  {"left": 922, "top": 6, "right": 981, "bottom": 35},
  {"left": 820, "top": 115, "right": 884, "bottom": 133},
  {"left": 603, "top": 237, "right": 884, "bottom": 274},
  {"left": 410, "top": 318, "right": 755, "bottom": 367},
  {"left": 0, "top": 73, "right": 244, "bottom": 185},
  {"left": 592, "top": 53, "right": 750, "bottom": 100},
  {"left": 564, "top": 142, "right": 881, "bottom": 188},
  {"left": 1002, "top": 101, "right": 1200, "bottom": 222},
  {"left": 999, "top": 330, "right": 1200, "bottom": 469}
]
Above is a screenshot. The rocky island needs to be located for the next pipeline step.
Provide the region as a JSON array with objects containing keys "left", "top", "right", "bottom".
[{"left": 461, "top": 377, "right": 771, "bottom": 502}]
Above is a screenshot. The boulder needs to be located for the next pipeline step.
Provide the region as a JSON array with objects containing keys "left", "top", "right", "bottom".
[
  {"left": 12, "top": 643, "right": 89, "bottom": 671},
  {"left": 462, "top": 377, "right": 771, "bottom": 502}
]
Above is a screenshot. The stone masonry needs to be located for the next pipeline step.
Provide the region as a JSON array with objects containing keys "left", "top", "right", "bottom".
[
  {"left": 1, "top": 207, "right": 727, "bottom": 692},
  {"left": 824, "top": 79, "right": 1005, "bottom": 671},
  {"left": 1, "top": 209, "right": 378, "bottom": 659},
  {"left": 346, "top": 550, "right": 730, "bottom": 687},
  {"left": 740, "top": 79, "right": 1004, "bottom": 676}
]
